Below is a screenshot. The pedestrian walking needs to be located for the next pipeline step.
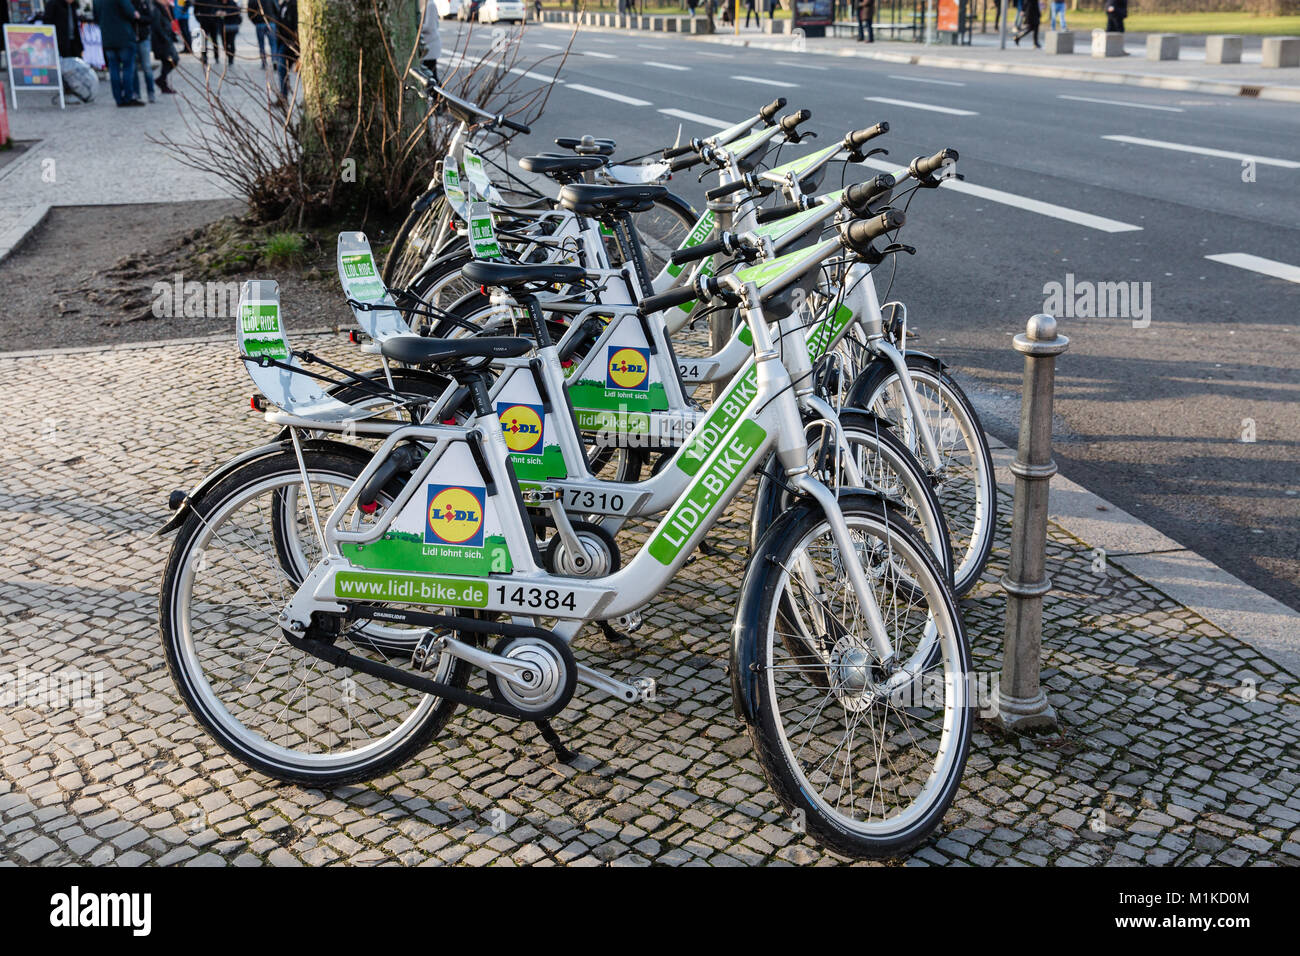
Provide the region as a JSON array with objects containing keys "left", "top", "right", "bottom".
[
  {"left": 1104, "top": 0, "right": 1126, "bottom": 32},
  {"left": 44, "top": 0, "right": 84, "bottom": 58},
  {"left": 271, "top": 0, "right": 297, "bottom": 100},
  {"left": 173, "top": 0, "right": 193, "bottom": 53},
  {"left": 218, "top": 0, "right": 239, "bottom": 61},
  {"left": 857, "top": 0, "right": 874, "bottom": 43},
  {"left": 130, "top": 0, "right": 156, "bottom": 102},
  {"left": 92, "top": 0, "right": 144, "bottom": 105},
  {"left": 1049, "top": 0, "right": 1066, "bottom": 31},
  {"left": 193, "top": 0, "right": 222, "bottom": 65},
  {"left": 150, "top": 0, "right": 179, "bottom": 92},
  {"left": 744, "top": 0, "right": 756, "bottom": 27},
  {"left": 248, "top": 0, "right": 273, "bottom": 67},
  {"left": 1014, "top": 0, "right": 1040, "bottom": 47},
  {"left": 420, "top": 0, "right": 440, "bottom": 81}
]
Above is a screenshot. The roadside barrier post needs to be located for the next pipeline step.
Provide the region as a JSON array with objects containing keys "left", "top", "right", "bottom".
[{"left": 994, "top": 313, "right": 1067, "bottom": 733}]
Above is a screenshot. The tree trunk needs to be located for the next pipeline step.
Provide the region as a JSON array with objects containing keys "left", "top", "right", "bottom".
[{"left": 297, "top": 0, "right": 422, "bottom": 218}]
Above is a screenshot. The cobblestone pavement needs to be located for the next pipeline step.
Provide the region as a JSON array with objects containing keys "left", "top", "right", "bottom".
[{"left": 1, "top": 334, "right": 1298, "bottom": 867}]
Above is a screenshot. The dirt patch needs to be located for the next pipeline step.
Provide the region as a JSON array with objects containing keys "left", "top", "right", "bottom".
[
  {"left": 0, "top": 140, "right": 34, "bottom": 173},
  {"left": 0, "top": 201, "right": 395, "bottom": 353}
]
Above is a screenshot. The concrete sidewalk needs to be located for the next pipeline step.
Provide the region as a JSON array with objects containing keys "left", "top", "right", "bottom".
[
  {"left": 0, "top": 26, "right": 266, "bottom": 262},
  {"left": 0, "top": 331, "right": 1297, "bottom": 866}
]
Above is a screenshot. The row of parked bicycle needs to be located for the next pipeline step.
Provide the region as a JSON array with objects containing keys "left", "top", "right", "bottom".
[{"left": 157, "top": 74, "right": 995, "bottom": 859}]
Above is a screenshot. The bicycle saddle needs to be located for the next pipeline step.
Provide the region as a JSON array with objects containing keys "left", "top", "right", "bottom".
[
  {"left": 462, "top": 259, "right": 588, "bottom": 289},
  {"left": 378, "top": 333, "right": 532, "bottom": 367},
  {"left": 554, "top": 136, "right": 616, "bottom": 156},
  {"left": 558, "top": 183, "right": 668, "bottom": 216},
  {"left": 519, "top": 153, "right": 606, "bottom": 184}
]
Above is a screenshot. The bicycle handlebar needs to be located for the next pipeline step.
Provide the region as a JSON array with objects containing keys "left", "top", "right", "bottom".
[
  {"left": 844, "top": 209, "right": 905, "bottom": 247},
  {"left": 705, "top": 178, "right": 751, "bottom": 201},
  {"left": 780, "top": 109, "right": 812, "bottom": 134},
  {"left": 759, "top": 97, "right": 787, "bottom": 124},
  {"left": 638, "top": 284, "right": 700, "bottom": 316},
  {"left": 911, "top": 147, "right": 958, "bottom": 180},
  {"left": 843, "top": 174, "right": 896, "bottom": 211},
  {"left": 756, "top": 201, "right": 806, "bottom": 225},
  {"left": 670, "top": 232, "right": 740, "bottom": 265},
  {"left": 845, "top": 122, "right": 889, "bottom": 151}
]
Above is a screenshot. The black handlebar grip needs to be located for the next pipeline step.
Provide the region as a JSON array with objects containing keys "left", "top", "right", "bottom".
[
  {"left": 845, "top": 122, "right": 889, "bottom": 150},
  {"left": 638, "top": 284, "right": 700, "bottom": 316},
  {"left": 501, "top": 116, "right": 531, "bottom": 135},
  {"left": 756, "top": 202, "right": 803, "bottom": 225},
  {"left": 664, "top": 141, "right": 696, "bottom": 159},
  {"left": 844, "top": 174, "right": 896, "bottom": 210},
  {"left": 911, "top": 147, "right": 958, "bottom": 179},
  {"left": 845, "top": 209, "right": 906, "bottom": 246},
  {"left": 759, "top": 97, "right": 787, "bottom": 123},
  {"left": 706, "top": 179, "right": 750, "bottom": 201},
  {"left": 670, "top": 153, "right": 703, "bottom": 172},
  {"left": 780, "top": 109, "right": 812, "bottom": 134},
  {"left": 671, "top": 234, "right": 729, "bottom": 266}
]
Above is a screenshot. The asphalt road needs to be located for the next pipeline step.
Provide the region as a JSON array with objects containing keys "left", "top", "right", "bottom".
[{"left": 451, "top": 23, "right": 1300, "bottom": 611}]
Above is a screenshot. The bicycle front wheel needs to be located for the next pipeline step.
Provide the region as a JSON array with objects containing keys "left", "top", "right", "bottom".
[{"left": 736, "top": 492, "right": 972, "bottom": 859}]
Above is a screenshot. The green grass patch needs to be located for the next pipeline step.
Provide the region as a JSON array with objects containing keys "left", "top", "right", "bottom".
[{"left": 263, "top": 232, "right": 306, "bottom": 267}]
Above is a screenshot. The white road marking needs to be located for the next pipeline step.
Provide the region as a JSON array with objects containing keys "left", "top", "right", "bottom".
[
  {"left": 582, "top": 50, "right": 616, "bottom": 59},
  {"left": 698, "top": 51, "right": 734, "bottom": 58},
  {"left": 644, "top": 61, "right": 690, "bottom": 71},
  {"left": 567, "top": 83, "right": 652, "bottom": 107},
  {"left": 533, "top": 43, "right": 566, "bottom": 51},
  {"left": 507, "top": 66, "right": 562, "bottom": 83},
  {"left": 887, "top": 74, "right": 966, "bottom": 86},
  {"left": 860, "top": 159, "right": 1143, "bottom": 233},
  {"left": 1205, "top": 253, "right": 1300, "bottom": 284},
  {"left": 1059, "top": 94, "right": 1183, "bottom": 113},
  {"left": 659, "top": 107, "right": 733, "bottom": 129},
  {"left": 777, "top": 59, "right": 827, "bottom": 70},
  {"left": 1102, "top": 135, "right": 1300, "bottom": 168},
  {"left": 637, "top": 43, "right": 666, "bottom": 50},
  {"left": 733, "top": 74, "right": 797, "bottom": 88},
  {"left": 865, "top": 96, "right": 977, "bottom": 116}
]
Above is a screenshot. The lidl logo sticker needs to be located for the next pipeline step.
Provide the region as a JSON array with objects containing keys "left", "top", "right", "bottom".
[
  {"left": 497, "top": 402, "right": 544, "bottom": 454},
  {"left": 606, "top": 346, "right": 650, "bottom": 391},
  {"left": 425, "top": 484, "right": 486, "bottom": 547}
]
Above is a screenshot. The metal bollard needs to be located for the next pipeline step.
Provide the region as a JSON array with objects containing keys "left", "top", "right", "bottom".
[{"left": 993, "top": 314, "right": 1068, "bottom": 733}]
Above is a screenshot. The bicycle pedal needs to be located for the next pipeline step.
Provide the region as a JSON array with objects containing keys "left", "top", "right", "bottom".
[
  {"left": 411, "top": 630, "right": 443, "bottom": 671},
  {"left": 615, "top": 610, "right": 642, "bottom": 633},
  {"left": 633, "top": 678, "right": 657, "bottom": 703}
]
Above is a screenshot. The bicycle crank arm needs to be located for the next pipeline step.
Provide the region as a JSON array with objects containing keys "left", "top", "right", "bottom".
[{"left": 575, "top": 663, "right": 643, "bottom": 704}]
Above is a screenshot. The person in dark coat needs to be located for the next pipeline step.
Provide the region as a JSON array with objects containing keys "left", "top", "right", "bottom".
[
  {"left": 92, "top": 0, "right": 144, "bottom": 105},
  {"left": 857, "top": 0, "right": 874, "bottom": 42},
  {"left": 218, "top": 0, "right": 239, "bottom": 61},
  {"left": 44, "top": 0, "right": 84, "bottom": 58},
  {"left": 247, "top": 0, "right": 273, "bottom": 68},
  {"left": 193, "top": 0, "right": 222, "bottom": 65},
  {"left": 150, "top": 0, "right": 178, "bottom": 92},
  {"left": 272, "top": 0, "right": 297, "bottom": 99},
  {"left": 130, "top": 0, "right": 155, "bottom": 102},
  {"left": 1105, "top": 0, "right": 1126, "bottom": 33},
  {"left": 1014, "top": 0, "right": 1041, "bottom": 48}
]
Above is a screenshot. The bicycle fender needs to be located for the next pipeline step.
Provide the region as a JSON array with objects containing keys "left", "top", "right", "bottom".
[
  {"left": 729, "top": 489, "right": 894, "bottom": 726},
  {"left": 844, "top": 350, "right": 945, "bottom": 411},
  {"left": 155, "top": 438, "right": 373, "bottom": 536},
  {"left": 411, "top": 185, "right": 442, "bottom": 214}
]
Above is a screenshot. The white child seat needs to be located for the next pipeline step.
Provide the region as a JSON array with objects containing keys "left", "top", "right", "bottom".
[
  {"left": 337, "top": 232, "right": 417, "bottom": 350},
  {"left": 237, "top": 279, "right": 387, "bottom": 423}
]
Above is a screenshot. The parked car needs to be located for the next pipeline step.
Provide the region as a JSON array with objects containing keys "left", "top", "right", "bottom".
[
  {"left": 479, "top": 0, "right": 525, "bottom": 22},
  {"left": 456, "top": 0, "right": 483, "bottom": 20},
  {"left": 434, "top": 0, "right": 462, "bottom": 17}
]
